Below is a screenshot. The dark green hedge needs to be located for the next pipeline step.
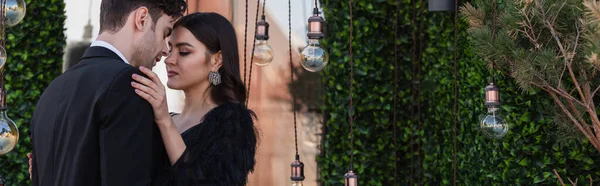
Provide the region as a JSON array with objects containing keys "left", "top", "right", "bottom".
[
  {"left": 318, "top": 0, "right": 600, "bottom": 185},
  {"left": 0, "top": 0, "right": 66, "bottom": 184}
]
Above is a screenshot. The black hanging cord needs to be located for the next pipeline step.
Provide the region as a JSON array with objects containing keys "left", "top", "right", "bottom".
[
  {"left": 288, "top": 0, "right": 299, "bottom": 158},
  {"left": 393, "top": 0, "right": 400, "bottom": 185},
  {"left": 1, "top": 0, "right": 5, "bottom": 46},
  {"left": 262, "top": 0, "right": 267, "bottom": 17},
  {"left": 417, "top": 0, "right": 424, "bottom": 182},
  {"left": 315, "top": 0, "right": 318, "bottom": 8},
  {"left": 453, "top": 0, "right": 459, "bottom": 185},
  {"left": 492, "top": 0, "right": 498, "bottom": 74},
  {"left": 348, "top": 0, "right": 355, "bottom": 171},
  {"left": 409, "top": 0, "right": 417, "bottom": 183},
  {"left": 246, "top": 0, "right": 261, "bottom": 106},
  {"left": 1, "top": 0, "right": 6, "bottom": 108},
  {"left": 243, "top": 0, "right": 249, "bottom": 92}
]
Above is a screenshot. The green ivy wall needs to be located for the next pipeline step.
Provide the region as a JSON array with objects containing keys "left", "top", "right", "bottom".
[
  {"left": 0, "top": 0, "right": 66, "bottom": 185},
  {"left": 318, "top": 0, "right": 600, "bottom": 185}
]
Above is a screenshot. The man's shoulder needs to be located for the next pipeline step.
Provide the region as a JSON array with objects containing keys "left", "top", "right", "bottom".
[
  {"left": 77, "top": 57, "right": 134, "bottom": 74},
  {"left": 59, "top": 58, "right": 137, "bottom": 84},
  {"left": 45, "top": 58, "right": 137, "bottom": 95}
]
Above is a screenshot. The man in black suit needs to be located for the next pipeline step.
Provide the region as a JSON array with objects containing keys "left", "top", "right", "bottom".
[{"left": 30, "top": 0, "right": 187, "bottom": 185}]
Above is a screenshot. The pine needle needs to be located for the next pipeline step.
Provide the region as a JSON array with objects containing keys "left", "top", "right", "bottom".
[
  {"left": 583, "top": 0, "right": 600, "bottom": 25},
  {"left": 586, "top": 52, "right": 599, "bottom": 65},
  {"left": 460, "top": 2, "right": 485, "bottom": 30}
]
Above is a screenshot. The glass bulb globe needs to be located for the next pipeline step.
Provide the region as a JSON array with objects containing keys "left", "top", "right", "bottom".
[
  {"left": 5, "top": 0, "right": 26, "bottom": 27},
  {"left": 0, "top": 109, "right": 18, "bottom": 155},
  {"left": 480, "top": 108, "right": 508, "bottom": 139},
  {"left": 0, "top": 46, "right": 6, "bottom": 70},
  {"left": 253, "top": 40, "right": 274, "bottom": 66},
  {"left": 292, "top": 181, "right": 304, "bottom": 186},
  {"left": 300, "top": 39, "right": 329, "bottom": 72}
]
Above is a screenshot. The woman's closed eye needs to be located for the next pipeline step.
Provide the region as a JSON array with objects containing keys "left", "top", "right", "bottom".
[{"left": 179, "top": 51, "right": 190, "bottom": 56}]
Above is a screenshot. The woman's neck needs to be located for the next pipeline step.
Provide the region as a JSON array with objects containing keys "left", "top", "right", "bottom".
[{"left": 181, "top": 83, "right": 217, "bottom": 118}]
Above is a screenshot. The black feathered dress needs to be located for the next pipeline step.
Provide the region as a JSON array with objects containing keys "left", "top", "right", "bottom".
[{"left": 166, "top": 102, "right": 257, "bottom": 186}]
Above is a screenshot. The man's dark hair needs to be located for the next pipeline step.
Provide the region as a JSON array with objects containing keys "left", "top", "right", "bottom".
[{"left": 99, "top": 0, "right": 187, "bottom": 33}]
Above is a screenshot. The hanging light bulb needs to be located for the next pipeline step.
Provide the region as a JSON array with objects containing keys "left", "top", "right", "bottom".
[
  {"left": 480, "top": 77, "right": 509, "bottom": 139},
  {"left": 0, "top": 46, "right": 6, "bottom": 70},
  {"left": 4, "top": 0, "right": 26, "bottom": 27},
  {"left": 254, "top": 40, "right": 273, "bottom": 66},
  {"left": 301, "top": 39, "right": 328, "bottom": 72},
  {"left": 290, "top": 156, "right": 305, "bottom": 186},
  {"left": 300, "top": 8, "right": 328, "bottom": 72},
  {"left": 344, "top": 170, "right": 358, "bottom": 186},
  {"left": 0, "top": 89, "right": 17, "bottom": 155},
  {"left": 428, "top": 0, "right": 454, "bottom": 12},
  {"left": 253, "top": 15, "right": 274, "bottom": 66}
]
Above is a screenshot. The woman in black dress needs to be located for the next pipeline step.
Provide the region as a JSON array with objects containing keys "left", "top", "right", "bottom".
[{"left": 131, "top": 12, "right": 258, "bottom": 185}]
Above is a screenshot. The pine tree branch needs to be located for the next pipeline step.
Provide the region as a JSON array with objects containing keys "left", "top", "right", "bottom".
[
  {"left": 567, "top": 95, "right": 589, "bottom": 127},
  {"left": 567, "top": 62, "right": 587, "bottom": 103},
  {"left": 538, "top": 2, "right": 568, "bottom": 58},
  {"left": 584, "top": 0, "right": 600, "bottom": 25},
  {"left": 590, "top": 110, "right": 600, "bottom": 140},
  {"left": 591, "top": 84, "right": 600, "bottom": 101},
  {"left": 551, "top": 2, "right": 568, "bottom": 27},
  {"left": 541, "top": 5, "right": 587, "bottom": 104},
  {"left": 589, "top": 91, "right": 598, "bottom": 119},
  {"left": 564, "top": 73, "right": 594, "bottom": 137},
  {"left": 548, "top": 91, "right": 600, "bottom": 151},
  {"left": 518, "top": 8, "right": 542, "bottom": 50},
  {"left": 554, "top": 169, "right": 566, "bottom": 186},
  {"left": 582, "top": 80, "right": 598, "bottom": 115},
  {"left": 568, "top": 178, "right": 577, "bottom": 185},
  {"left": 544, "top": 20, "right": 568, "bottom": 59},
  {"left": 592, "top": 62, "right": 600, "bottom": 71},
  {"left": 532, "top": 74, "right": 586, "bottom": 107},
  {"left": 580, "top": 80, "right": 600, "bottom": 140},
  {"left": 574, "top": 20, "right": 582, "bottom": 60},
  {"left": 558, "top": 62, "right": 568, "bottom": 90},
  {"left": 582, "top": 71, "right": 593, "bottom": 107},
  {"left": 533, "top": 82, "right": 597, "bottom": 143},
  {"left": 559, "top": 20, "right": 582, "bottom": 91}
]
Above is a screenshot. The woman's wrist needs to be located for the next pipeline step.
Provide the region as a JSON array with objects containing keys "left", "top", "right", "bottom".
[{"left": 156, "top": 115, "right": 174, "bottom": 128}]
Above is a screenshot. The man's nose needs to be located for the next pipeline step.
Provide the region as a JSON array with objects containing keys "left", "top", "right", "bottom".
[{"left": 161, "top": 45, "right": 169, "bottom": 57}]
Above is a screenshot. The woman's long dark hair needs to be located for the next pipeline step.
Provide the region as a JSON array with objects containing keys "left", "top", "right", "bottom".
[
  {"left": 174, "top": 12, "right": 246, "bottom": 105},
  {"left": 174, "top": 14, "right": 259, "bottom": 184}
]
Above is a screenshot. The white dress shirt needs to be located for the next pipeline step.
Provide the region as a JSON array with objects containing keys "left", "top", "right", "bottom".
[{"left": 90, "top": 40, "right": 130, "bottom": 64}]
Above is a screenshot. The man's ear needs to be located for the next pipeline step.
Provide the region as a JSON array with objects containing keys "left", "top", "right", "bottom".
[
  {"left": 133, "top": 7, "right": 151, "bottom": 31},
  {"left": 211, "top": 51, "right": 223, "bottom": 71}
]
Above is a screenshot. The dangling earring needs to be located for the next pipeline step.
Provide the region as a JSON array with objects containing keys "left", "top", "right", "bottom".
[{"left": 209, "top": 71, "right": 221, "bottom": 86}]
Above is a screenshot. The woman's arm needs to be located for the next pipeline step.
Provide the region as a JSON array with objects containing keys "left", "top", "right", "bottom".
[
  {"left": 155, "top": 117, "right": 186, "bottom": 164},
  {"left": 131, "top": 66, "right": 186, "bottom": 165}
]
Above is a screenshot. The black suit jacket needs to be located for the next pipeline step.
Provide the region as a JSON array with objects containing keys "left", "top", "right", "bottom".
[{"left": 30, "top": 46, "right": 168, "bottom": 186}]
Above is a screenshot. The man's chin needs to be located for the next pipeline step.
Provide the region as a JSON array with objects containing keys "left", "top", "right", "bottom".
[
  {"left": 147, "top": 63, "right": 156, "bottom": 70},
  {"left": 131, "top": 63, "right": 155, "bottom": 70}
]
